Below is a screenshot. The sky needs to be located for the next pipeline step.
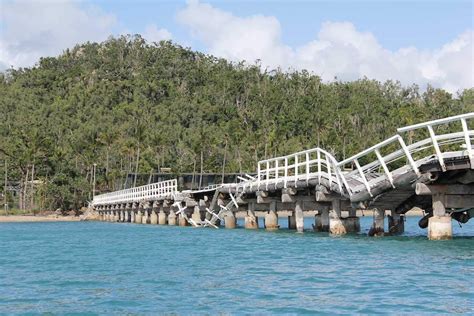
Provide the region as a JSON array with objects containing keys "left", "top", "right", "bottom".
[{"left": 0, "top": 0, "right": 473, "bottom": 93}]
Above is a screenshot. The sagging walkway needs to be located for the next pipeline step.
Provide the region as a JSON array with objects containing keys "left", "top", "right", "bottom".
[{"left": 93, "top": 113, "right": 474, "bottom": 240}]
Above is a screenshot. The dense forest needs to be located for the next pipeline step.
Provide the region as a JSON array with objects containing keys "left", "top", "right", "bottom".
[{"left": 0, "top": 35, "right": 473, "bottom": 211}]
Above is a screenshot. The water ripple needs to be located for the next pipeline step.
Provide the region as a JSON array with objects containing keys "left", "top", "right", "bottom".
[{"left": 0, "top": 218, "right": 472, "bottom": 314}]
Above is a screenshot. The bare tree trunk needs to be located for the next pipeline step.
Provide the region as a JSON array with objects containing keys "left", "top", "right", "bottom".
[
  {"left": 4, "top": 160, "right": 7, "bottom": 215},
  {"left": 199, "top": 149, "right": 203, "bottom": 190},
  {"left": 30, "top": 164, "right": 35, "bottom": 211},
  {"left": 237, "top": 148, "right": 242, "bottom": 174},
  {"left": 106, "top": 147, "right": 109, "bottom": 176},
  {"left": 22, "top": 168, "right": 29, "bottom": 211},
  {"left": 191, "top": 159, "right": 196, "bottom": 190},
  {"left": 221, "top": 139, "right": 227, "bottom": 184},
  {"left": 133, "top": 146, "right": 140, "bottom": 187}
]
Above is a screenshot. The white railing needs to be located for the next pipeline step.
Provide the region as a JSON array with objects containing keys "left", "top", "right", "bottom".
[
  {"left": 397, "top": 112, "right": 474, "bottom": 171},
  {"left": 253, "top": 113, "right": 474, "bottom": 198},
  {"left": 93, "top": 179, "right": 178, "bottom": 205},
  {"left": 92, "top": 113, "right": 473, "bottom": 204},
  {"left": 336, "top": 113, "right": 473, "bottom": 196},
  {"left": 256, "top": 147, "right": 347, "bottom": 194}
]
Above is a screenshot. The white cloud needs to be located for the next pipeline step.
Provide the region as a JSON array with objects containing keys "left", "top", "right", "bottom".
[
  {"left": 0, "top": 0, "right": 117, "bottom": 69},
  {"left": 177, "top": 1, "right": 474, "bottom": 93},
  {"left": 143, "top": 24, "right": 172, "bottom": 43},
  {"left": 0, "top": 1, "right": 173, "bottom": 70}
]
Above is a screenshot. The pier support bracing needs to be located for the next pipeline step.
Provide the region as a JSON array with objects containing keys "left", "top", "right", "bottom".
[
  {"left": 295, "top": 201, "right": 304, "bottom": 233},
  {"left": 265, "top": 202, "right": 278, "bottom": 230},
  {"left": 244, "top": 203, "right": 258, "bottom": 229},
  {"left": 135, "top": 210, "right": 143, "bottom": 224}
]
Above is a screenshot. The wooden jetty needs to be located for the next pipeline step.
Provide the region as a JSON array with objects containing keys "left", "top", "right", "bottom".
[{"left": 92, "top": 113, "right": 474, "bottom": 240}]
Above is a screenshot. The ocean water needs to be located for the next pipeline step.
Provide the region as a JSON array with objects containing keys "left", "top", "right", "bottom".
[{"left": 0, "top": 217, "right": 473, "bottom": 315}]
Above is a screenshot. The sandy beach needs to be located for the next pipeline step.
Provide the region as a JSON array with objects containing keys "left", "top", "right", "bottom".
[{"left": 0, "top": 215, "right": 81, "bottom": 223}]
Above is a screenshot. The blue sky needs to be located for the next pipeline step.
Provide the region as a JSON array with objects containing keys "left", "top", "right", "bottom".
[
  {"left": 98, "top": 0, "right": 473, "bottom": 51},
  {"left": 1, "top": 0, "right": 473, "bottom": 92}
]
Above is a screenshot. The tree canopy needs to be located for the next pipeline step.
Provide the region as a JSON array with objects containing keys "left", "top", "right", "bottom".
[{"left": 1, "top": 35, "right": 472, "bottom": 210}]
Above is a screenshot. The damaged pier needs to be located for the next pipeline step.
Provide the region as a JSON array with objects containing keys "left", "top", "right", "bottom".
[{"left": 93, "top": 113, "right": 474, "bottom": 240}]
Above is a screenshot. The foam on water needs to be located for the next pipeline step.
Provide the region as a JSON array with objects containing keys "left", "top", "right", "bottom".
[{"left": 0, "top": 217, "right": 473, "bottom": 314}]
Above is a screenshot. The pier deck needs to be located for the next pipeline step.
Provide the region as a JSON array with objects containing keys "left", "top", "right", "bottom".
[{"left": 92, "top": 113, "right": 474, "bottom": 239}]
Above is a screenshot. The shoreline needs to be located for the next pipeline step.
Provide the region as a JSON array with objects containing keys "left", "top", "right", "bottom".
[{"left": 0, "top": 215, "right": 81, "bottom": 223}]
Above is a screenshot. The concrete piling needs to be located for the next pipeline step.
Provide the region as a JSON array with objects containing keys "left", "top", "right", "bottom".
[
  {"left": 265, "top": 202, "right": 278, "bottom": 230},
  {"left": 124, "top": 210, "right": 130, "bottom": 223},
  {"left": 295, "top": 201, "right": 304, "bottom": 233},
  {"left": 178, "top": 213, "right": 188, "bottom": 226},
  {"left": 142, "top": 210, "right": 149, "bottom": 224},
  {"left": 245, "top": 205, "right": 259, "bottom": 229},
  {"left": 388, "top": 212, "right": 404, "bottom": 235},
  {"left": 158, "top": 210, "right": 167, "bottom": 225},
  {"left": 428, "top": 193, "right": 453, "bottom": 240},
  {"left": 224, "top": 212, "right": 236, "bottom": 229},
  {"left": 191, "top": 206, "right": 202, "bottom": 224},
  {"left": 135, "top": 210, "right": 142, "bottom": 224},
  {"left": 329, "top": 200, "right": 346, "bottom": 235},
  {"left": 428, "top": 216, "right": 452, "bottom": 240},
  {"left": 168, "top": 209, "right": 177, "bottom": 226},
  {"left": 150, "top": 210, "right": 158, "bottom": 224},
  {"left": 314, "top": 209, "right": 329, "bottom": 232},
  {"left": 368, "top": 209, "right": 385, "bottom": 236},
  {"left": 265, "top": 211, "right": 278, "bottom": 230}
]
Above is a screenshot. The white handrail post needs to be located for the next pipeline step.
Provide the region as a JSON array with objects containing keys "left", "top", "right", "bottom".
[
  {"left": 275, "top": 159, "right": 279, "bottom": 182},
  {"left": 266, "top": 161, "right": 270, "bottom": 191},
  {"left": 427, "top": 125, "right": 446, "bottom": 171},
  {"left": 284, "top": 158, "right": 288, "bottom": 188},
  {"left": 326, "top": 155, "right": 332, "bottom": 189},
  {"left": 397, "top": 136, "right": 420, "bottom": 176},
  {"left": 333, "top": 159, "right": 343, "bottom": 193},
  {"left": 375, "top": 149, "right": 394, "bottom": 187},
  {"left": 354, "top": 159, "right": 372, "bottom": 197},
  {"left": 461, "top": 118, "right": 474, "bottom": 168},
  {"left": 294, "top": 154, "right": 298, "bottom": 188},
  {"left": 257, "top": 163, "right": 261, "bottom": 189},
  {"left": 305, "top": 152, "right": 310, "bottom": 184},
  {"left": 317, "top": 150, "right": 321, "bottom": 184}
]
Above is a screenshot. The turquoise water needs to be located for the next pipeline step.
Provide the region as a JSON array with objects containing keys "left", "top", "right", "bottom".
[{"left": 0, "top": 217, "right": 473, "bottom": 315}]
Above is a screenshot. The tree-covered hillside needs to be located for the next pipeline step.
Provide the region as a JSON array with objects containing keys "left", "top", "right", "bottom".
[{"left": 1, "top": 35, "right": 473, "bottom": 210}]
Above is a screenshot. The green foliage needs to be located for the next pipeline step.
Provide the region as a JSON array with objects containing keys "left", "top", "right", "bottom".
[{"left": 0, "top": 35, "right": 472, "bottom": 209}]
